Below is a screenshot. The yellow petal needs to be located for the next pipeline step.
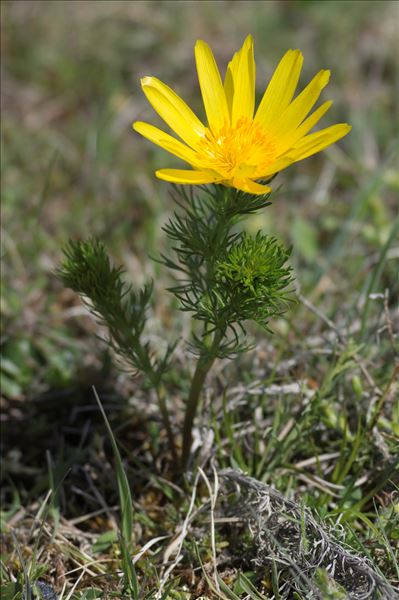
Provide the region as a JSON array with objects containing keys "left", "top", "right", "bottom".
[
  {"left": 141, "top": 77, "right": 206, "bottom": 148},
  {"left": 255, "top": 49, "right": 303, "bottom": 127},
  {"left": 224, "top": 51, "right": 240, "bottom": 117},
  {"left": 255, "top": 156, "right": 294, "bottom": 178},
  {"left": 133, "top": 121, "right": 200, "bottom": 166},
  {"left": 231, "top": 35, "right": 256, "bottom": 124},
  {"left": 156, "top": 168, "right": 223, "bottom": 184},
  {"left": 278, "top": 100, "right": 333, "bottom": 152},
  {"left": 273, "top": 70, "right": 330, "bottom": 137},
  {"left": 232, "top": 177, "right": 272, "bottom": 195},
  {"left": 289, "top": 123, "right": 352, "bottom": 161},
  {"left": 195, "top": 40, "right": 229, "bottom": 132}
]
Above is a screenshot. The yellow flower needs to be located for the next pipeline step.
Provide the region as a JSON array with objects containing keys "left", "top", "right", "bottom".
[{"left": 133, "top": 36, "right": 351, "bottom": 195}]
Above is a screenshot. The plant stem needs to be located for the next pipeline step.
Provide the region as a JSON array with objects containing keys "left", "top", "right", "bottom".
[
  {"left": 181, "top": 329, "right": 222, "bottom": 470},
  {"left": 156, "top": 382, "right": 178, "bottom": 464}
]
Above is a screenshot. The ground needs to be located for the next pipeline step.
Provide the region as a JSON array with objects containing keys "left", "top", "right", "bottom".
[{"left": 1, "top": 1, "right": 398, "bottom": 598}]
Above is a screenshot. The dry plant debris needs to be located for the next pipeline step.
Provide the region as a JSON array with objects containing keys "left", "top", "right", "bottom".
[{"left": 219, "top": 469, "right": 398, "bottom": 600}]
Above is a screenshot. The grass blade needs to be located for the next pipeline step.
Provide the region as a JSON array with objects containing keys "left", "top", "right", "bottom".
[{"left": 92, "top": 386, "right": 133, "bottom": 547}]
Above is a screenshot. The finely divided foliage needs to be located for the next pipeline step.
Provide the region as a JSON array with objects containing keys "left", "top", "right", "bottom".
[
  {"left": 58, "top": 239, "right": 174, "bottom": 382},
  {"left": 161, "top": 186, "right": 294, "bottom": 358}
]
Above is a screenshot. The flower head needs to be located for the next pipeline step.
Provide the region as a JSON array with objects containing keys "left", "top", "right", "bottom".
[{"left": 133, "top": 36, "right": 351, "bottom": 195}]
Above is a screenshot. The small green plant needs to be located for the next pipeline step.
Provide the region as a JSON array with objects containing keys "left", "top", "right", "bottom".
[
  {"left": 58, "top": 186, "right": 294, "bottom": 471},
  {"left": 58, "top": 35, "right": 351, "bottom": 473}
]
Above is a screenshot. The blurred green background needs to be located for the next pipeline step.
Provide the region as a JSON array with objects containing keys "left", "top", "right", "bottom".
[
  {"left": 1, "top": 3, "right": 398, "bottom": 595},
  {"left": 1, "top": 0, "right": 398, "bottom": 401}
]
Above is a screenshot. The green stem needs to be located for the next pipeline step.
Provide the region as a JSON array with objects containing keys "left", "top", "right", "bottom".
[
  {"left": 156, "top": 382, "right": 178, "bottom": 464},
  {"left": 181, "top": 329, "right": 222, "bottom": 470}
]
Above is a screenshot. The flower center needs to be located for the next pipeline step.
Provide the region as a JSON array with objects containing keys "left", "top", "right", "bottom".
[{"left": 197, "top": 117, "right": 277, "bottom": 179}]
